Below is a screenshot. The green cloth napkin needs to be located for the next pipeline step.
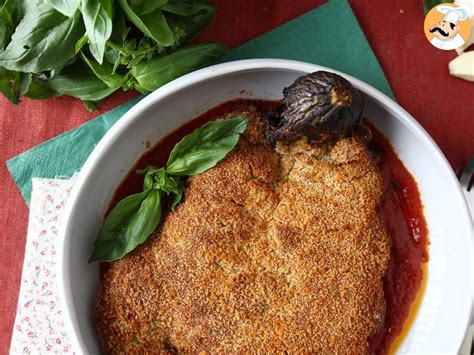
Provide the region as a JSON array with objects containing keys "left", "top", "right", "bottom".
[{"left": 7, "top": 0, "right": 393, "bottom": 204}]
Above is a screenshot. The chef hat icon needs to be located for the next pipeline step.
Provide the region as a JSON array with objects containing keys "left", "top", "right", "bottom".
[{"left": 436, "top": 5, "right": 469, "bottom": 25}]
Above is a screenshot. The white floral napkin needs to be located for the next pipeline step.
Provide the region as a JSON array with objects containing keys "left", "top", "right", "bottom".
[{"left": 10, "top": 178, "right": 75, "bottom": 354}]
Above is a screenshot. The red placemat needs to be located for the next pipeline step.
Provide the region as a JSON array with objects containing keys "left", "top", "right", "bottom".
[{"left": 1, "top": 0, "right": 473, "bottom": 352}]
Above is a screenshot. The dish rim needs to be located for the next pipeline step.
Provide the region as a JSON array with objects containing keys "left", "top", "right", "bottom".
[{"left": 57, "top": 58, "right": 473, "bottom": 353}]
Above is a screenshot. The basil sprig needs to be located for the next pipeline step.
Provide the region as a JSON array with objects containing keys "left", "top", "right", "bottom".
[
  {"left": 0, "top": 0, "right": 227, "bottom": 110},
  {"left": 89, "top": 115, "right": 248, "bottom": 262}
]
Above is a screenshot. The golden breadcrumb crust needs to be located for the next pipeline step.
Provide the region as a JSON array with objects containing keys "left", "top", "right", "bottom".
[{"left": 96, "top": 106, "right": 390, "bottom": 354}]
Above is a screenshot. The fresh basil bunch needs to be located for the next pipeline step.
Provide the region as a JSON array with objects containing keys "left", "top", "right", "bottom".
[
  {"left": 0, "top": 0, "right": 228, "bottom": 110},
  {"left": 89, "top": 115, "right": 249, "bottom": 262}
]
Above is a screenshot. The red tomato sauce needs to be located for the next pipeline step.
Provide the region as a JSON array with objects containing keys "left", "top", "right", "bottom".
[
  {"left": 107, "top": 99, "right": 429, "bottom": 354},
  {"left": 368, "top": 123, "right": 429, "bottom": 354}
]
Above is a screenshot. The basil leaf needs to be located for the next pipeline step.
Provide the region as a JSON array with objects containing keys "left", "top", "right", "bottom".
[
  {"left": 127, "top": 53, "right": 146, "bottom": 68},
  {"left": 39, "top": 61, "right": 118, "bottom": 101},
  {"left": 139, "top": 167, "right": 183, "bottom": 195},
  {"left": 80, "top": 52, "right": 127, "bottom": 88},
  {"left": 1, "top": 71, "right": 58, "bottom": 104},
  {"left": 128, "top": 0, "right": 168, "bottom": 16},
  {"left": 75, "top": 34, "right": 88, "bottom": 53},
  {"left": 152, "top": 168, "right": 183, "bottom": 193},
  {"left": 117, "top": 0, "right": 174, "bottom": 47},
  {"left": 163, "top": 0, "right": 214, "bottom": 42},
  {"left": 166, "top": 115, "right": 248, "bottom": 176},
  {"left": 131, "top": 43, "right": 228, "bottom": 92},
  {"left": 18, "top": 74, "right": 57, "bottom": 100},
  {"left": 46, "top": 0, "right": 80, "bottom": 17},
  {"left": 137, "top": 166, "right": 160, "bottom": 189},
  {"left": 143, "top": 171, "right": 155, "bottom": 190},
  {"left": 423, "top": 0, "right": 454, "bottom": 14},
  {"left": 104, "top": 47, "right": 119, "bottom": 65},
  {"left": 132, "top": 80, "right": 149, "bottom": 94},
  {"left": 81, "top": 0, "right": 113, "bottom": 64},
  {"left": 19, "top": 71, "right": 31, "bottom": 94},
  {"left": 23, "top": 79, "right": 57, "bottom": 100},
  {"left": 0, "top": 0, "right": 15, "bottom": 50},
  {"left": 82, "top": 99, "right": 101, "bottom": 111},
  {"left": 0, "top": 3, "right": 84, "bottom": 72},
  {"left": 162, "top": 0, "right": 212, "bottom": 16},
  {"left": 170, "top": 186, "right": 183, "bottom": 210},
  {"left": 89, "top": 189, "right": 162, "bottom": 262},
  {"left": 0, "top": 67, "right": 22, "bottom": 104},
  {"left": 108, "top": 5, "right": 129, "bottom": 46}
]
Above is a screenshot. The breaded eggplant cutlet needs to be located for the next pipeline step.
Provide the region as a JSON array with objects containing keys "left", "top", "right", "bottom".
[{"left": 96, "top": 72, "right": 391, "bottom": 354}]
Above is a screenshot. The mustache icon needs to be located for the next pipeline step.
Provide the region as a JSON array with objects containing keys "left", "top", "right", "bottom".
[{"left": 430, "top": 27, "right": 449, "bottom": 37}]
